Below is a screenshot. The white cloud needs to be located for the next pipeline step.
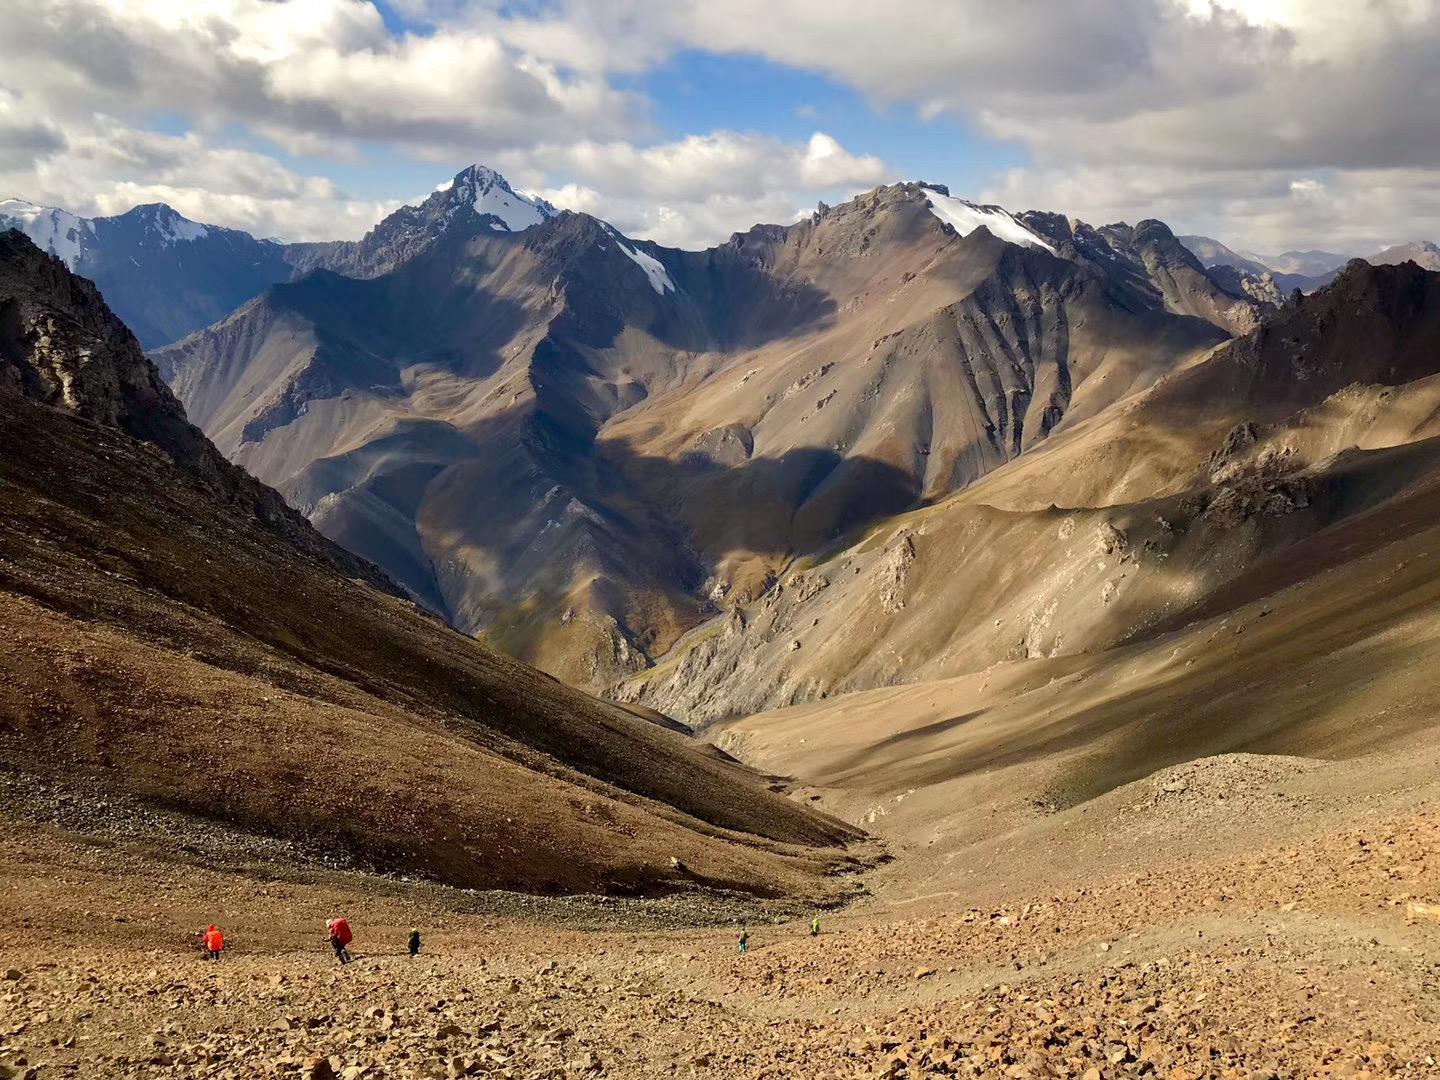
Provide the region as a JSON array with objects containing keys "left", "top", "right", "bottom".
[
  {"left": 4, "top": 0, "right": 1439, "bottom": 250},
  {"left": 984, "top": 163, "right": 1440, "bottom": 255},
  {"left": 0, "top": 88, "right": 67, "bottom": 172},
  {"left": 470, "top": 0, "right": 1440, "bottom": 245},
  {"left": 0, "top": 0, "right": 891, "bottom": 247},
  {"left": 4, "top": 0, "right": 645, "bottom": 159},
  {"left": 510, "top": 130, "right": 885, "bottom": 202},
  {"left": 509, "top": 130, "right": 888, "bottom": 248},
  {"left": 0, "top": 118, "right": 396, "bottom": 241}
]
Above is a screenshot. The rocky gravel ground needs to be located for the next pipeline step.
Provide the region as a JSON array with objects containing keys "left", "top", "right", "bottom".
[{"left": 3, "top": 790, "right": 1439, "bottom": 1079}]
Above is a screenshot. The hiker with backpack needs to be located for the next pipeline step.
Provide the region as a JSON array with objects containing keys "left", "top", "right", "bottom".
[
  {"left": 327, "top": 917, "right": 353, "bottom": 965},
  {"left": 202, "top": 924, "right": 224, "bottom": 960}
]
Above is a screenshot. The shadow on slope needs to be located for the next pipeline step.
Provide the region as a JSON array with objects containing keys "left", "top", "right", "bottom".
[{"left": 0, "top": 389, "right": 864, "bottom": 896}]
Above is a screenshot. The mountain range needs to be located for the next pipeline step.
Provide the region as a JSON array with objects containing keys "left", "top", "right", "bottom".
[
  {"left": 12, "top": 166, "right": 1440, "bottom": 731},
  {"left": 9, "top": 184, "right": 1440, "bottom": 1080},
  {"left": 147, "top": 171, "right": 1273, "bottom": 688},
  {"left": 1178, "top": 233, "right": 1440, "bottom": 294},
  {"left": 0, "top": 166, "right": 557, "bottom": 348}
]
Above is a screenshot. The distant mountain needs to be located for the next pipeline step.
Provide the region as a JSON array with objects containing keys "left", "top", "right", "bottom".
[
  {"left": 155, "top": 173, "right": 1259, "bottom": 687},
  {"left": 1180, "top": 235, "right": 1440, "bottom": 291},
  {"left": 287, "top": 164, "right": 558, "bottom": 279},
  {"left": 0, "top": 166, "right": 560, "bottom": 348},
  {"left": 1182, "top": 234, "right": 1440, "bottom": 291},
  {"left": 1369, "top": 240, "right": 1440, "bottom": 271},
  {"left": 1178, "top": 233, "right": 1340, "bottom": 293},
  {"left": 1258, "top": 248, "right": 1351, "bottom": 278},
  {"left": 1178, "top": 234, "right": 1273, "bottom": 278},
  {"left": 0, "top": 198, "right": 294, "bottom": 349}
]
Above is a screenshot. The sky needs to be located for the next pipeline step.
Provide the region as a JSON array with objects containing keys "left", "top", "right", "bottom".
[{"left": 2, "top": 0, "right": 1438, "bottom": 253}]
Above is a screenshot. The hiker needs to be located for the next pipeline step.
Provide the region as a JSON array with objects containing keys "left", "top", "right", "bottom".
[
  {"left": 327, "top": 917, "right": 353, "bottom": 965},
  {"left": 407, "top": 928, "right": 421, "bottom": 957},
  {"left": 810, "top": 915, "right": 820, "bottom": 937},
  {"left": 736, "top": 928, "right": 749, "bottom": 954},
  {"left": 202, "top": 924, "right": 225, "bottom": 960}
]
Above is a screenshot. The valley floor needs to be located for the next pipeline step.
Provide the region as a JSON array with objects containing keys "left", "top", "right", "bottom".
[{"left": 4, "top": 734, "right": 1440, "bottom": 1079}]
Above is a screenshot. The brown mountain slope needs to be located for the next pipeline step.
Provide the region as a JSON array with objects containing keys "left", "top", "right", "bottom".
[
  {"left": 619, "top": 261, "right": 1440, "bottom": 723},
  {"left": 156, "top": 180, "right": 1241, "bottom": 686},
  {"left": 716, "top": 453, "right": 1440, "bottom": 898},
  {"left": 0, "top": 231, "right": 861, "bottom": 897}
]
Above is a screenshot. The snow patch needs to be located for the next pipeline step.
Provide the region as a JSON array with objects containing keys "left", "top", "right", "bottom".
[
  {"left": 144, "top": 206, "right": 209, "bottom": 245},
  {"left": 0, "top": 198, "right": 90, "bottom": 268},
  {"left": 920, "top": 188, "right": 1055, "bottom": 254},
  {"left": 160, "top": 214, "right": 208, "bottom": 244},
  {"left": 607, "top": 227, "right": 675, "bottom": 295}
]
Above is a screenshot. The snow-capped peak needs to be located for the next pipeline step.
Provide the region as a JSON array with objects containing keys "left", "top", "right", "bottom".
[
  {"left": 125, "top": 204, "right": 211, "bottom": 245},
  {"left": 0, "top": 197, "right": 91, "bottom": 268},
  {"left": 444, "top": 164, "right": 557, "bottom": 232},
  {"left": 920, "top": 186, "right": 1056, "bottom": 254}
]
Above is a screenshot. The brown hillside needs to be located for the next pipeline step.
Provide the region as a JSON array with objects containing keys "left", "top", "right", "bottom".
[
  {"left": 621, "top": 261, "right": 1440, "bottom": 724},
  {"left": 0, "top": 231, "right": 861, "bottom": 898}
]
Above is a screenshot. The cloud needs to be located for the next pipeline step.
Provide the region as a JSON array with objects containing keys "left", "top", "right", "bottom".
[
  {"left": 0, "top": 118, "right": 397, "bottom": 241},
  {"left": 473, "top": 0, "right": 1440, "bottom": 243},
  {"left": 984, "top": 163, "right": 1440, "bottom": 255},
  {"left": 0, "top": 0, "right": 889, "bottom": 247},
  {"left": 4, "top": 0, "right": 645, "bottom": 159},
  {"left": 478, "top": 0, "right": 1440, "bottom": 173},
  {"left": 510, "top": 130, "right": 885, "bottom": 202},
  {"left": 483, "top": 0, "right": 1287, "bottom": 117},
  {"left": 4, "top": 0, "right": 1438, "bottom": 250},
  {"left": 510, "top": 130, "right": 889, "bottom": 248},
  {"left": 0, "top": 88, "right": 67, "bottom": 172}
]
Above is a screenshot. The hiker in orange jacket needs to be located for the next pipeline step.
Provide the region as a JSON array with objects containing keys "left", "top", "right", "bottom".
[
  {"left": 202, "top": 925, "right": 224, "bottom": 960},
  {"left": 327, "top": 918, "right": 353, "bottom": 965}
]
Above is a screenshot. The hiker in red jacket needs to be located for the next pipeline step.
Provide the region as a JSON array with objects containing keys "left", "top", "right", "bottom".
[
  {"left": 202, "top": 925, "right": 224, "bottom": 960},
  {"left": 327, "top": 918, "right": 353, "bottom": 965}
]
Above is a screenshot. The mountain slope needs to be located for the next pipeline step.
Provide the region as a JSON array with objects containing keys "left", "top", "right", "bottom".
[
  {"left": 156, "top": 177, "right": 1243, "bottom": 686},
  {"left": 618, "top": 260, "right": 1440, "bottom": 723},
  {"left": 0, "top": 228, "right": 389, "bottom": 591},
  {"left": 1369, "top": 240, "right": 1440, "bottom": 271},
  {"left": 0, "top": 229, "right": 861, "bottom": 896}
]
